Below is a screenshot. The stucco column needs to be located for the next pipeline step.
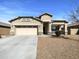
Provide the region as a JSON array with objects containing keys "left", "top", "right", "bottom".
[
  {"left": 38, "top": 24, "right": 43, "bottom": 35},
  {"left": 10, "top": 25, "right": 16, "bottom": 35},
  {"left": 65, "top": 23, "right": 68, "bottom": 35},
  {"left": 48, "top": 22, "right": 52, "bottom": 35}
]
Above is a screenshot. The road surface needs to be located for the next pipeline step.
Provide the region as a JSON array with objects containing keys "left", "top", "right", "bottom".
[{"left": 0, "top": 36, "right": 38, "bottom": 59}]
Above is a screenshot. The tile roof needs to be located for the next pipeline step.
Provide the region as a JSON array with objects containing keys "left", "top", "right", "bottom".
[
  {"left": 52, "top": 20, "right": 68, "bottom": 23},
  {"left": 9, "top": 16, "right": 43, "bottom": 23},
  {"left": 9, "top": 13, "right": 52, "bottom": 23}
]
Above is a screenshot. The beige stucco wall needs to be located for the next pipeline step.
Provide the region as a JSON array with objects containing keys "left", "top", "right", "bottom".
[
  {"left": 0, "top": 27, "right": 10, "bottom": 37},
  {"left": 0, "top": 27, "right": 10, "bottom": 35},
  {"left": 38, "top": 24, "right": 43, "bottom": 35},
  {"left": 65, "top": 23, "right": 68, "bottom": 35},
  {"left": 41, "top": 15, "right": 52, "bottom": 22},
  {"left": 11, "top": 18, "right": 42, "bottom": 25},
  {"left": 70, "top": 28, "right": 79, "bottom": 35},
  {"left": 48, "top": 23, "right": 52, "bottom": 34},
  {"left": 10, "top": 18, "right": 43, "bottom": 35}
]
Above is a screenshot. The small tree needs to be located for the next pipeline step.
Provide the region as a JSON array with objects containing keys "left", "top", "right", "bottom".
[
  {"left": 55, "top": 26, "right": 61, "bottom": 37},
  {"left": 69, "top": 7, "right": 79, "bottom": 24},
  {"left": 55, "top": 30, "right": 61, "bottom": 37}
]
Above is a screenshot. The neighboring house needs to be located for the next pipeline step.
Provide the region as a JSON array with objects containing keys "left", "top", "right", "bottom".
[
  {"left": 68, "top": 23, "right": 79, "bottom": 35},
  {"left": 9, "top": 13, "right": 68, "bottom": 35},
  {"left": 0, "top": 22, "right": 10, "bottom": 38}
]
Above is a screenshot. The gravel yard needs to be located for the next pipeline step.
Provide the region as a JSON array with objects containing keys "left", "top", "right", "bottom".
[
  {"left": 37, "top": 37, "right": 79, "bottom": 59},
  {"left": 63, "top": 35, "right": 79, "bottom": 41}
]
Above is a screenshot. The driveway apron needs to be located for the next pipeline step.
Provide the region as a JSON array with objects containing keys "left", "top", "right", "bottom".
[{"left": 0, "top": 35, "right": 38, "bottom": 59}]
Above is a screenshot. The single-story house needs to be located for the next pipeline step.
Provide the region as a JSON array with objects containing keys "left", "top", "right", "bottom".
[
  {"left": 68, "top": 23, "right": 79, "bottom": 35},
  {"left": 9, "top": 13, "right": 68, "bottom": 35},
  {"left": 0, "top": 22, "right": 10, "bottom": 38}
]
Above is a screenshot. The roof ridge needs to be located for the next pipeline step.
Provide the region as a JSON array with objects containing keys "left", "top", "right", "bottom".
[{"left": 9, "top": 16, "right": 43, "bottom": 23}]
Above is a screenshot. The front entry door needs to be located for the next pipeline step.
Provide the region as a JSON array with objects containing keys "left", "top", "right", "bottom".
[{"left": 43, "top": 22, "right": 49, "bottom": 34}]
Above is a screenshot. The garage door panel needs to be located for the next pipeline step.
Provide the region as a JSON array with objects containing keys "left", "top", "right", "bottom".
[
  {"left": 71, "top": 29, "right": 78, "bottom": 35},
  {"left": 16, "top": 28, "right": 37, "bottom": 35}
]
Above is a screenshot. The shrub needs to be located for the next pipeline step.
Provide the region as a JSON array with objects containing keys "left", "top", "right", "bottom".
[{"left": 55, "top": 30, "right": 61, "bottom": 37}]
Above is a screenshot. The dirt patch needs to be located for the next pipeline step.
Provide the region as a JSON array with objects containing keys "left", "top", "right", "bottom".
[
  {"left": 37, "top": 37, "right": 79, "bottom": 59},
  {"left": 62, "top": 35, "right": 79, "bottom": 41}
]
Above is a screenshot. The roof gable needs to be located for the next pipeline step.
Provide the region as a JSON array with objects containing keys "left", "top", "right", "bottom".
[
  {"left": 39, "top": 13, "right": 52, "bottom": 18},
  {"left": 9, "top": 16, "right": 42, "bottom": 23}
]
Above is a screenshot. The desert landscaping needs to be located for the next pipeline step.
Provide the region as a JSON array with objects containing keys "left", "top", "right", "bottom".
[{"left": 37, "top": 36, "right": 79, "bottom": 59}]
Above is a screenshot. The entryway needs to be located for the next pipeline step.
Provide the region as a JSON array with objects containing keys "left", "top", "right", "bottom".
[{"left": 43, "top": 22, "right": 49, "bottom": 34}]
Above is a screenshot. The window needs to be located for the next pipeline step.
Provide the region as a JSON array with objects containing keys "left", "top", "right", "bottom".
[{"left": 52, "top": 25, "right": 56, "bottom": 31}]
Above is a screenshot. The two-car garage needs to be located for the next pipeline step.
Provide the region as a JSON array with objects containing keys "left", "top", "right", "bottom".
[
  {"left": 9, "top": 16, "right": 43, "bottom": 36},
  {"left": 15, "top": 26, "right": 38, "bottom": 35}
]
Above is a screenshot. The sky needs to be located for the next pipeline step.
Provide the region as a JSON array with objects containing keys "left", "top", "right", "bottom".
[{"left": 0, "top": 0, "right": 79, "bottom": 23}]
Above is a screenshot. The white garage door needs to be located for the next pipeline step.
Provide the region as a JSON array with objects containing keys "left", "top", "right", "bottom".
[
  {"left": 16, "top": 27, "right": 37, "bottom": 35},
  {"left": 70, "top": 28, "right": 78, "bottom": 35}
]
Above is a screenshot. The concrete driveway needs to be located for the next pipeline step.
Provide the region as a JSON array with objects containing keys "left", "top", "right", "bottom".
[{"left": 0, "top": 35, "right": 38, "bottom": 59}]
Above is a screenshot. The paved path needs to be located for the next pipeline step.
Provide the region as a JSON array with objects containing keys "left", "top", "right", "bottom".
[{"left": 0, "top": 36, "right": 38, "bottom": 59}]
